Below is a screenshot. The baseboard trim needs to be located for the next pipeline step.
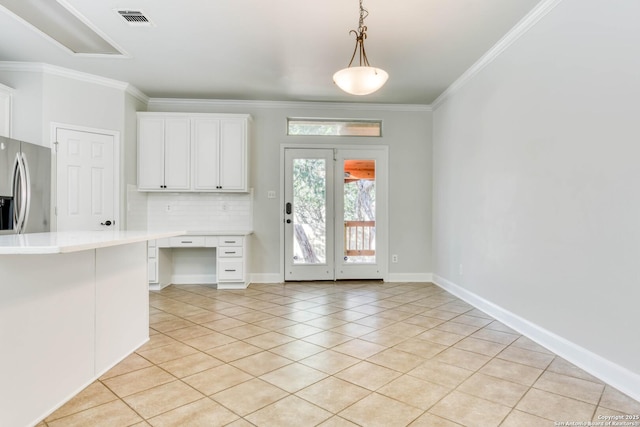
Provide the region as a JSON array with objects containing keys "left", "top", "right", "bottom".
[
  {"left": 432, "top": 274, "right": 640, "bottom": 402},
  {"left": 171, "top": 274, "right": 216, "bottom": 285},
  {"left": 250, "top": 273, "right": 282, "bottom": 284},
  {"left": 217, "top": 282, "right": 249, "bottom": 290},
  {"left": 249, "top": 273, "right": 434, "bottom": 284},
  {"left": 148, "top": 281, "right": 171, "bottom": 291},
  {"left": 387, "top": 273, "right": 433, "bottom": 283}
]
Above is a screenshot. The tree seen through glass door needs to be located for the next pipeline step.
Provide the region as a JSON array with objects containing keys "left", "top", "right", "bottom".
[{"left": 292, "top": 158, "right": 327, "bottom": 264}]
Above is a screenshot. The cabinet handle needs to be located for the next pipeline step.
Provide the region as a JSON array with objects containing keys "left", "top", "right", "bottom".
[
  {"left": 224, "top": 269, "right": 237, "bottom": 272},
  {"left": 181, "top": 241, "right": 192, "bottom": 244},
  {"left": 224, "top": 251, "right": 236, "bottom": 254},
  {"left": 224, "top": 240, "right": 235, "bottom": 243}
]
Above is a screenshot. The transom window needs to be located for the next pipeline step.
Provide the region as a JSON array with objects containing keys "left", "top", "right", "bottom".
[{"left": 287, "top": 118, "right": 382, "bottom": 137}]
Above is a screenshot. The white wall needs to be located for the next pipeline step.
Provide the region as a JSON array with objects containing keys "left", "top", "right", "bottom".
[
  {"left": 0, "top": 63, "right": 145, "bottom": 230},
  {"left": 42, "top": 73, "right": 125, "bottom": 145},
  {"left": 123, "top": 92, "right": 149, "bottom": 229},
  {"left": 148, "top": 100, "right": 432, "bottom": 281},
  {"left": 432, "top": 0, "right": 640, "bottom": 398}
]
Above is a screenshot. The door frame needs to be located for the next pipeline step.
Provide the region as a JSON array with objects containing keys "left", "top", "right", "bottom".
[
  {"left": 279, "top": 143, "right": 389, "bottom": 282},
  {"left": 50, "top": 122, "right": 121, "bottom": 231}
]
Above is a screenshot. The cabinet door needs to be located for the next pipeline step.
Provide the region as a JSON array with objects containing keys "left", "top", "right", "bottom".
[
  {"left": 164, "top": 118, "right": 191, "bottom": 190},
  {"left": 192, "top": 118, "right": 221, "bottom": 190},
  {"left": 0, "top": 84, "right": 12, "bottom": 138},
  {"left": 218, "top": 119, "right": 247, "bottom": 191},
  {"left": 138, "top": 118, "right": 165, "bottom": 190}
]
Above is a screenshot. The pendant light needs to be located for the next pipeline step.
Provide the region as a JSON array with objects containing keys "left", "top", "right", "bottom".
[{"left": 333, "top": 0, "right": 389, "bottom": 95}]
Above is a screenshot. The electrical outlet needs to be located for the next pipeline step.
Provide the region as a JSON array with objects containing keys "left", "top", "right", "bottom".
[
  {"left": 165, "top": 204, "right": 171, "bottom": 212},
  {"left": 267, "top": 190, "right": 276, "bottom": 199},
  {"left": 392, "top": 254, "right": 398, "bottom": 263},
  {"left": 221, "top": 202, "right": 229, "bottom": 211}
]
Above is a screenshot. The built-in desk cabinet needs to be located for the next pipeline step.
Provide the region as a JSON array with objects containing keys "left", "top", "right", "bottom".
[
  {"left": 137, "top": 113, "right": 250, "bottom": 192},
  {"left": 148, "top": 234, "right": 250, "bottom": 290}
]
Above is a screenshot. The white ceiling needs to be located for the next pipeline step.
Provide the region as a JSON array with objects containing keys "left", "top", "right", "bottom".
[{"left": 0, "top": 0, "right": 542, "bottom": 104}]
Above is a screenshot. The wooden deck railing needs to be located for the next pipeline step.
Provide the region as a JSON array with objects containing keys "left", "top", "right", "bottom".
[{"left": 344, "top": 220, "right": 376, "bottom": 256}]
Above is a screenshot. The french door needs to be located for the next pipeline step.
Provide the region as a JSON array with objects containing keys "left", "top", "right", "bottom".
[{"left": 283, "top": 147, "right": 388, "bottom": 281}]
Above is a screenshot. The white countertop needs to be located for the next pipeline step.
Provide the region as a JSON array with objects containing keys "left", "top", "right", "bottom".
[
  {"left": 183, "top": 230, "right": 253, "bottom": 236},
  {"left": 0, "top": 230, "right": 185, "bottom": 255}
]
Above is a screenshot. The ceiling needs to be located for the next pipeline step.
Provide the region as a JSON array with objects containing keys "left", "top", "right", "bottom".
[{"left": 0, "top": 0, "right": 542, "bottom": 104}]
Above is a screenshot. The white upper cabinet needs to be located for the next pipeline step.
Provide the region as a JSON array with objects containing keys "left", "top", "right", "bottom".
[
  {"left": 164, "top": 119, "right": 191, "bottom": 190},
  {"left": 138, "top": 113, "right": 250, "bottom": 192},
  {"left": 218, "top": 119, "right": 246, "bottom": 191},
  {"left": 0, "top": 83, "right": 13, "bottom": 138},
  {"left": 138, "top": 116, "right": 190, "bottom": 191},
  {"left": 192, "top": 118, "right": 220, "bottom": 190}
]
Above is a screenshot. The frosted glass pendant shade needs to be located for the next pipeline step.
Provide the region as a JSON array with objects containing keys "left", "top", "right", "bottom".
[{"left": 333, "top": 66, "right": 389, "bottom": 95}]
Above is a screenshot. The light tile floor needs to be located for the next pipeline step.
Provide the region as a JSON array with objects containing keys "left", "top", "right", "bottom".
[{"left": 39, "top": 282, "right": 640, "bottom": 426}]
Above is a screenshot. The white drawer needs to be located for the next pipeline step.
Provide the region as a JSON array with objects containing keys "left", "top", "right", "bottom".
[
  {"left": 218, "top": 247, "right": 243, "bottom": 258},
  {"left": 169, "top": 236, "right": 206, "bottom": 247},
  {"left": 219, "top": 236, "right": 243, "bottom": 246},
  {"left": 218, "top": 259, "right": 243, "bottom": 281},
  {"left": 148, "top": 240, "right": 157, "bottom": 249}
]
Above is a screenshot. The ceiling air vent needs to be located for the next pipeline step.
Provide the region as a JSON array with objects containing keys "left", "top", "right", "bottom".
[{"left": 117, "top": 10, "right": 153, "bottom": 26}]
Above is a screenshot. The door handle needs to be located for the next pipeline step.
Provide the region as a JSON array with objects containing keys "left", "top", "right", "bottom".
[
  {"left": 285, "top": 202, "right": 292, "bottom": 215},
  {"left": 101, "top": 220, "right": 113, "bottom": 226}
]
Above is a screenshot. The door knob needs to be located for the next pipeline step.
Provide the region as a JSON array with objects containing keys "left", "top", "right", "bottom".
[{"left": 101, "top": 220, "right": 112, "bottom": 226}]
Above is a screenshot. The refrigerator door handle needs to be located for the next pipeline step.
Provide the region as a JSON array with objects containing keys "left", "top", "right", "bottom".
[
  {"left": 20, "top": 152, "right": 31, "bottom": 233},
  {"left": 12, "top": 154, "right": 21, "bottom": 232},
  {"left": 12, "top": 153, "right": 28, "bottom": 233}
]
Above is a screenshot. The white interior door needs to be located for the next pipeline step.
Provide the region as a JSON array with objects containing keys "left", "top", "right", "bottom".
[
  {"left": 56, "top": 127, "right": 116, "bottom": 231},
  {"left": 284, "top": 149, "right": 335, "bottom": 281},
  {"left": 284, "top": 147, "right": 388, "bottom": 281}
]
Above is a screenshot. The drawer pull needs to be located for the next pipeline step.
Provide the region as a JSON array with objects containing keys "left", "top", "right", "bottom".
[
  {"left": 181, "top": 241, "right": 193, "bottom": 244},
  {"left": 224, "top": 251, "right": 236, "bottom": 254},
  {"left": 224, "top": 240, "right": 235, "bottom": 243},
  {"left": 224, "top": 269, "right": 237, "bottom": 272}
]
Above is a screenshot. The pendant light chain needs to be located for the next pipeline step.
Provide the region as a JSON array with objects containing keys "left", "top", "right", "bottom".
[
  {"left": 347, "top": 0, "right": 371, "bottom": 68},
  {"left": 358, "top": 0, "right": 368, "bottom": 35},
  {"left": 333, "top": 0, "right": 389, "bottom": 95}
]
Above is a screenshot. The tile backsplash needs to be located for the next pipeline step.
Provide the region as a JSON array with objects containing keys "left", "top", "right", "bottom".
[
  {"left": 146, "top": 191, "right": 253, "bottom": 232},
  {"left": 126, "top": 185, "right": 148, "bottom": 230}
]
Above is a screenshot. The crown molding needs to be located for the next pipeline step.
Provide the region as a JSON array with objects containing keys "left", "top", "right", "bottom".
[
  {"left": 0, "top": 82, "right": 15, "bottom": 93},
  {"left": 124, "top": 85, "right": 149, "bottom": 105},
  {"left": 148, "top": 98, "right": 432, "bottom": 113},
  {"left": 0, "top": 61, "right": 148, "bottom": 104},
  {"left": 432, "top": 0, "right": 564, "bottom": 110}
]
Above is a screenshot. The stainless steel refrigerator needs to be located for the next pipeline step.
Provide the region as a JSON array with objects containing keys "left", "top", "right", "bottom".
[{"left": 0, "top": 135, "right": 51, "bottom": 234}]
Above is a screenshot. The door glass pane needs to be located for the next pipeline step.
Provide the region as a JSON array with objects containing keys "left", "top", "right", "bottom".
[
  {"left": 343, "top": 159, "right": 376, "bottom": 264},
  {"left": 293, "top": 158, "right": 327, "bottom": 264}
]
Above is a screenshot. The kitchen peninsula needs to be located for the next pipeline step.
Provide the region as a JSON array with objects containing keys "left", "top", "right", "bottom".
[{"left": 0, "top": 230, "right": 182, "bottom": 427}]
